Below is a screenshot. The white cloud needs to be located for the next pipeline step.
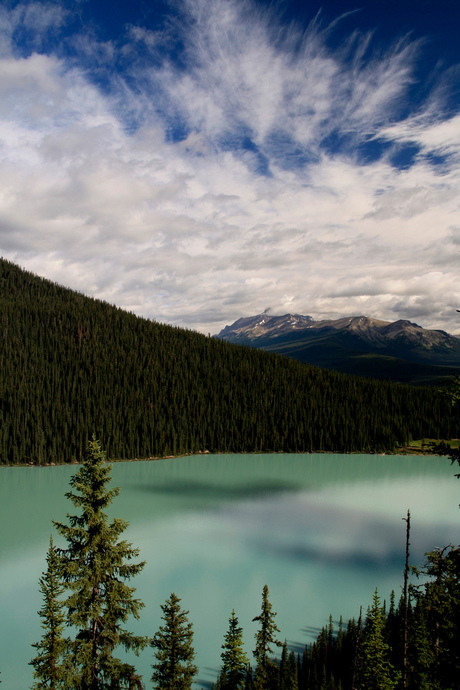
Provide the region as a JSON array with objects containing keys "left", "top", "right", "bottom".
[
  {"left": 150, "top": 0, "right": 420, "bottom": 160},
  {"left": 380, "top": 112, "right": 460, "bottom": 160},
  {"left": 0, "top": 0, "right": 459, "bottom": 335}
]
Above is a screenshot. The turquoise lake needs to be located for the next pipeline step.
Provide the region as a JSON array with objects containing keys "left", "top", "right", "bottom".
[{"left": 1, "top": 453, "right": 459, "bottom": 688}]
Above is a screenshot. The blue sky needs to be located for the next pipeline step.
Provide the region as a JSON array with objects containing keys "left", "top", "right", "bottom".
[{"left": 1, "top": 0, "right": 459, "bottom": 333}]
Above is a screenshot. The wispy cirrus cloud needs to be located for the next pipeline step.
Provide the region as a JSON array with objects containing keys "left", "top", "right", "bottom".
[{"left": 0, "top": 0, "right": 459, "bottom": 334}]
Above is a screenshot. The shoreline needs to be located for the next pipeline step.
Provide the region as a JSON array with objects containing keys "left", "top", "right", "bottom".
[{"left": 1, "top": 444, "right": 454, "bottom": 468}]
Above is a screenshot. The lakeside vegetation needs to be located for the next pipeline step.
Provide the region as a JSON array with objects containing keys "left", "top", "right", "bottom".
[
  {"left": 2, "top": 257, "right": 459, "bottom": 465},
  {"left": 398, "top": 438, "right": 460, "bottom": 455},
  {"left": 27, "top": 436, "right": 460, "bottom": 690}
]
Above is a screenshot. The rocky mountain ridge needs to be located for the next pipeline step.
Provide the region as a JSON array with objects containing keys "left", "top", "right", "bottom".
[{"left": 217, "top": 313, "right": 460, "bottom": 385}]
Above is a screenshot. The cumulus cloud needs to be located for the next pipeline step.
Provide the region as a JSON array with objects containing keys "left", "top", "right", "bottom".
[{"left": 0, "top": 0, "right": 459, "bottom": 334}]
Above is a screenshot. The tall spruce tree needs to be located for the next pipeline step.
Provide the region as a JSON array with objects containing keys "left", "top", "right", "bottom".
[
  {"left": 218, "top": 609, "right": 249, "bottom": 690},
  {"left": 151, "top": 592, "right": 198, "bottom": 690},
  {"left": 29, "top": 537, "right": 67, "bottom": 689},
  {"left": 279, "top": 642, "right": 298, "bottom": 690},
  {"left": 359, "top": 589, "right": 398, "bottom": 690},
  {"left": 252, "top": 585, "right": 282, "bottom": 690},
  {"left": 54, "top": 437, "right": 148, "bottom": 689}
]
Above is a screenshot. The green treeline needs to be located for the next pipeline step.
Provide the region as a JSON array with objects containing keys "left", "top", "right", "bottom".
[
  {"left": 246, "top": 542, "right": 460, "bottom": 690},
  {"left": 216, "top": 552, "right": 460, "bottom": 690},
  {"left": 1, "top": 257, "right": 459, "bottom": 465}
]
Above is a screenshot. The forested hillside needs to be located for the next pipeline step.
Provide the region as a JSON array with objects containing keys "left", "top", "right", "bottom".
[{"left": 1, "top": 258, "right": 459, "bottom": 465}]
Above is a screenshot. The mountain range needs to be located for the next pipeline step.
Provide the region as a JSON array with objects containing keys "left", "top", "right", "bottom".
[{"left": 217, "top": 313, "right": 460, "bottom": 386}]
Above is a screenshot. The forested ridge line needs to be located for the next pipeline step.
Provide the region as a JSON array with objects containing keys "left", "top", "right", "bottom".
[{"left": 1, "top": 257, "right": 459, "bottom": 465}]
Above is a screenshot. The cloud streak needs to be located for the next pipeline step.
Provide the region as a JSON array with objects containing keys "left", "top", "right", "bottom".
[{"left": 0, "top": 0, "right": 459, "bottom": 334}]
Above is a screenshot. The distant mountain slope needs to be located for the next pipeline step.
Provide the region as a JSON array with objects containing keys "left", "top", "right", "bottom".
[
  {"left": 1, "top": 258, "right": 459, "bottom": 464},
  {"left": 217, "top": 314, "right": 460, "bottom": 386}
]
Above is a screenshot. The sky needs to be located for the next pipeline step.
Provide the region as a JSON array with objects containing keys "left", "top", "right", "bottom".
[{"left": 1, "top": 0, "right": 459, "bottom": 335}]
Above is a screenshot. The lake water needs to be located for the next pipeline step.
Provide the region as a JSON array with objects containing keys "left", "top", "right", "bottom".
[{"left": 1, "top": 453, "right": 459, "bottom": 689}]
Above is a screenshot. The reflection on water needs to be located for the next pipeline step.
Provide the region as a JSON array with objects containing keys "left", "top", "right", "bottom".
[{"left": 0, "top": 453, "right": 459, "bottom": 688}]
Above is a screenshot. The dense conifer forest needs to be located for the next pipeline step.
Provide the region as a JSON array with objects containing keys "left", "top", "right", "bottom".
[{"left": 1, "top": 257, "right": 459, "bottom": 465}]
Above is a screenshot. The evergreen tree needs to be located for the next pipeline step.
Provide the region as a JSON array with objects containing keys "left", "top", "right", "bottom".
[
  {"left": 412, "top": 544, "right": 460, "bottom": 689},
  {"left": 279, "top": 642, "right": 298, "bottom": 690},
  {"left": 446, "top": 374, "right": 460, "bottom": 408},
  {"left": 358, "top": 590, "right": 398, "bottom": 690},
  {"left": 407, "top": 605, "right": 438, "bottom": 690},
  {"left": 252, "top": 585, "right": 282, "bottom": 690},
  {"left": 218, "top": 609, "right": 249, "bottom": 690},
  {"left": 151, "top": 592, "right": 198, "bottom": 690},
  {"left": 29, "top": 536, "right": 67, "bottom": 689},
  {"left": 244, "top": 666, "right": 254, "bottom": 690},
  {"left": 54, "top": 437, "right": 148, "bottom": 689}
]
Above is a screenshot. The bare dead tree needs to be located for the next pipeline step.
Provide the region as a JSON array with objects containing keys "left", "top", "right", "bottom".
[{"left": 402, "top": 509, "right": 411, "bottom": 689}]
